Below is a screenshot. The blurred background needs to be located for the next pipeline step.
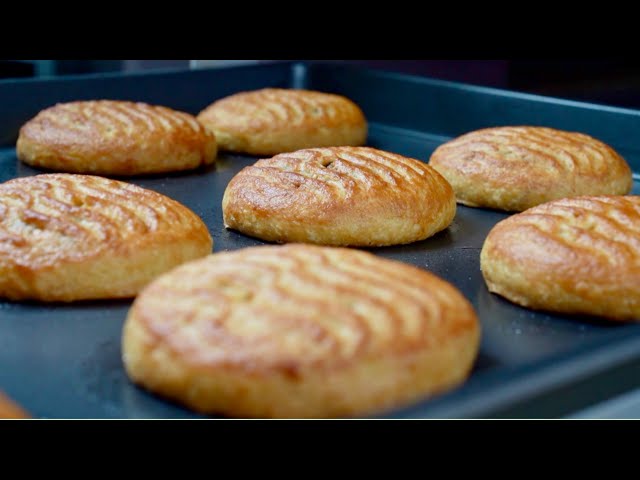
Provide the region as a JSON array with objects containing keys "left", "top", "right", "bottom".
[{"left": 4, "top": 60, "right": 640, "bottom": 109}]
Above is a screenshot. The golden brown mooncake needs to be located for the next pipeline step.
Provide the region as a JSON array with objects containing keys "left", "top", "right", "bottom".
[
  {"left": 429, "top": 126, "right": 632, "bottom": 212},
  {"left": 17, "top": 100, "right": 217, "bottom": 176},
  {"left": 222, "top": 146, "right": 456, "bottom": 246},
  {"left": 0, "top": 174, "right": 212, "bottom": 302},
  {"left": 196, "top": 88, "right": 367, "bottom": 155},
  {"left": 0, "top": 391, "right": 29, "bottom": 419},
  {"left": 122, "top": 244, "right": 480, "bottom": 418},
  {"left": 481, "top": 195, "right": 640, "bottom": 321}
]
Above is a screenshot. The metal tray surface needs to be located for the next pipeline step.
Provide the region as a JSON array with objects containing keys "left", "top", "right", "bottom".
[{"left": 1, "top": 62, "right": 639, "bottom": 419}]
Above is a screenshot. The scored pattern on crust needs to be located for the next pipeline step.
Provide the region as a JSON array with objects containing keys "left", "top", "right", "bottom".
[
  {"left": 490, "top": 195, "right": 640, "bottom": 264},
  {"left": 236, "top": 147, "right": 442, "bottom": 198},
  {"left": 133, "top": 245, "right": 476, "bottom": 372},
  {"left": 21, "top": 100, "right": 211, "bottom": 143},
  {"left": 197, "top": 88, "right": 365, "bottom": 131},
  {"left": 0, "top": 174, "right": 200, "bottom": 267},
  {"left": 432, "top": 126, "right": 624, "bottom": 175}
]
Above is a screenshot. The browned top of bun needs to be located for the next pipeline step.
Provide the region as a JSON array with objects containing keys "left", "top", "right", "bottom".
[
  {"left": 198, "top": 88, "right": 366, "bottom": 134},
  {"left": 481, "top": 195, "right": 640, "bottom": 320},
  {"left": 131, "top": 244, "right": 478, "bottom": 372},
  {"left": 430, "top": 126, "right": 632, "bottom": 211},
  {"left": 17, "top": 100, "right": 216, "bottom": 175},
  {"left": 222, "top": 146, "right": 455, "bottom": 246},
  {"left": 0, "top": 173, "right": 210, "bottom": 269}
]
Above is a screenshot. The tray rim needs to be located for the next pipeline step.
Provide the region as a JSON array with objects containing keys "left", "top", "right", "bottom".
[
  {"left": 4, "top": 59, "right": 640, "bottom": 118},
  {"left": 304, "top": 60, "right": 640, "bottom": 118}
]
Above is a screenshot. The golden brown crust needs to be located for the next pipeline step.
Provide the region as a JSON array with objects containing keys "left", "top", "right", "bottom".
[
  {"left": 429, "top": 126, "right": 633, "bottom": 212},
  {"left": 196, "top": 88, "right": 367, "bottom": 155},
  {"left": 222, "top": 146, "right": 456, "bottom": 246},
  {"left": 17, "top": 100, "right": 217, "bottom": 175},
  {"left": 0, "top": 174, "right": 212, "bottom": 301},
  {"left": 122, "top": 244, "right": 480, "bottom": 418},
  {"left": 481, "top": 195, "right": 640, "bottom": 321},
  {"left": 0, "top": 391, "right": 29, "bottom": 419}
]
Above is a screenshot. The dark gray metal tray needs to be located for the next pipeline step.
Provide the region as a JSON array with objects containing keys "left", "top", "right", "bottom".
[{"left": 1, "top": 61, "right": 639, "bottom": 419}]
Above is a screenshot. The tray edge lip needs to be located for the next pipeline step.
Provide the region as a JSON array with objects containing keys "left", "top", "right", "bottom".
[
  {"left": 0, "top": 60, "right": 299, "bottom": 87},
  {"left": 307, "top": 60, "right": 640, "bottom": 118},
  {"left": 5, "top": 60, "right": 640, "bottom": 120}
]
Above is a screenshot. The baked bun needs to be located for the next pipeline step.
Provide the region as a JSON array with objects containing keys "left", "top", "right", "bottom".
[
  {"left": 481, "top": 195, "right": 640, "bottom": 321},
  {"left": 122, "top": 244, "right": 480, "bottom": 418},
  {"left": 0, "top": 173, "right": 212, "bottom": 302},
  {"left": 0, "top": 391, "right": 29, "bottom": 419},
  {"left": 222, "top": 146, "right": 455, "bottom": 246},
  {"left": 196, "top": 88, "right": 367, "bottom": 155},
  {"left": 17, "top": 100, "right": 217, "bottom": 175},
  {"left": 429, "top": 126, "right": 632, "bottom": 212}
]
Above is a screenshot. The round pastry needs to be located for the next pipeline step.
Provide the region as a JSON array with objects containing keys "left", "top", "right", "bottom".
[
  {"left": 17, "top": 100, "right": 217, "bottom": 176},
  {"left": 481, "top": 195, "right": 640, "bottom": 321},
  {"left": 222, "top": 146, "right": 456, "bottom": 246},
  {"left": 429, "top": 126, "right": 632, "bottom": 212},
  {"left": 122, "top": 244, "right": 480, "bottom": 418},
  {"left": 196, "top": 88, "right": 367, "bottom": 155},
  {"left": 0, "top": 173, "right": 212, "bottom": 302},
  {"left": 0, "top": 391, "right": 29, "bottom": 419}
]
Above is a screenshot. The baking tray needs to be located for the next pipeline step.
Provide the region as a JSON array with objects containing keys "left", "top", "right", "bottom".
[{"left": 1, "top": 61, "right": 639, "bottom": 419}]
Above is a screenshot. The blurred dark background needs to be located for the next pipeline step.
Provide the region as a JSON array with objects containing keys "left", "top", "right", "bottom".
[{"left": 4, "top": 60, "right": 640, "bottom": 110}]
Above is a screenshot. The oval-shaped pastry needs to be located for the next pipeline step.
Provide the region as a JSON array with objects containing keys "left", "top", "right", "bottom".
[
  {"left": 481, "top": 195, "right": 640, "bottom": 321},
  {"left": 0, "top": 174, "right": 212, "bottom": 302},
  {"left": 222, "top": 146, "right": 456, "bottom": 246},
  {"left": 429, "top": 126, "right": 632, "bottom": 212},
  {"left": 17, "top": 100, "right": 217, "bottom": 176},
  {"left": 122, "top": 244, "right": 480, "bottom": 418},
  {"left": 196, "top": 88, "right": 367, "bottom": 155},
  {"left": 0, "top": 391, "right": 29, "bottom": 419}
]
